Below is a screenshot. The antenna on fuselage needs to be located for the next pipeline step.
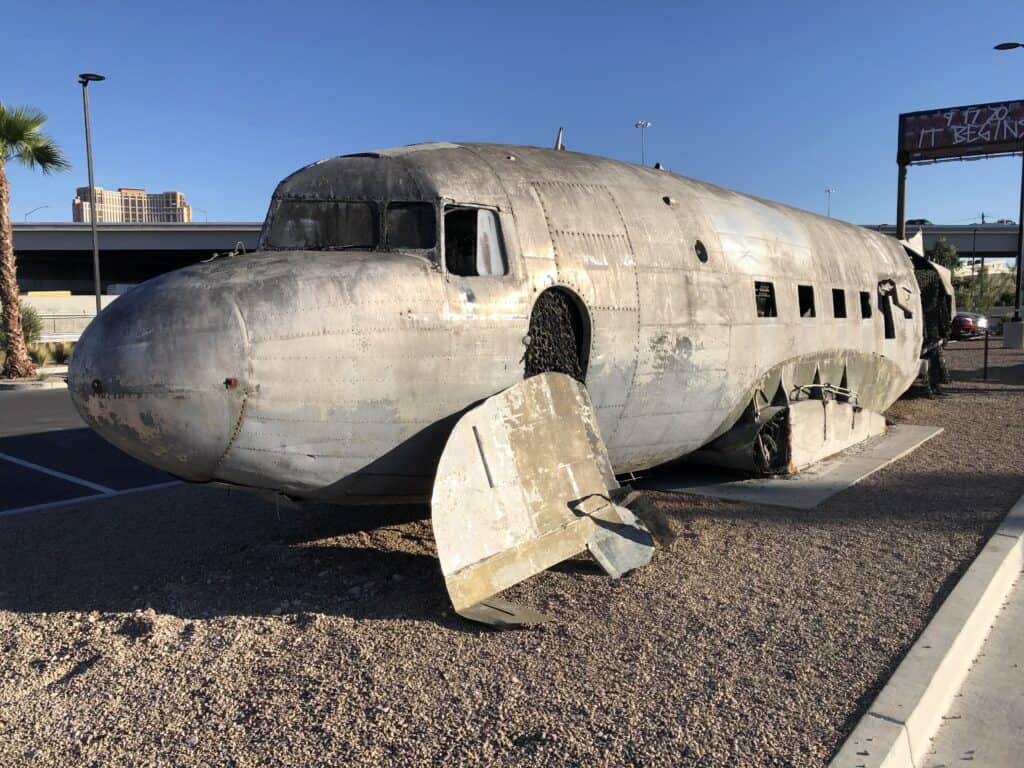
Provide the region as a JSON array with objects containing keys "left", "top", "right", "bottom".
[{"left": 554, "top": 127, "right": 565, "bottom": 151}]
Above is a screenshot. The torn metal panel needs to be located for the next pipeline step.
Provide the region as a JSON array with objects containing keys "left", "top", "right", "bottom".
[
  {"left": 787, "top": 400, "right": 887, "bottom": 471},
  {"left": 431, "top": 373, "right": 652, "bottom": 622}
]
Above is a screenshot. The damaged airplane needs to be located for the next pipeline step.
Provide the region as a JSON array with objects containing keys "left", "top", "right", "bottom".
[{"left": 68, "top": 142, "right": 950, "bottom": 624}]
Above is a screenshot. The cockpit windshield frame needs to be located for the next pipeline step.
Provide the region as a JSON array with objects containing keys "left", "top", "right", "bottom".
[{"left": 260, "top": 196, "right": 442, "bottom": 260}]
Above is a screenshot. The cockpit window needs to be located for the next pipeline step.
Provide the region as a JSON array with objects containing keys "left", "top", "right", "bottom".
[
  {"left": 444, "top": 207, "right": 507, "bottom": 276},
  {"left": 264, "top": 200, "right": 378, "bottom": 250},
  {"left": 386, "top": 202, "right": 436, "bottom": 249}
]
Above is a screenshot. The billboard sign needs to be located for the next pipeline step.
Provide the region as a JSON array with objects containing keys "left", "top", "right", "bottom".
[{"left": 899, "top": 100, "right": 1024, "bottom": 163}]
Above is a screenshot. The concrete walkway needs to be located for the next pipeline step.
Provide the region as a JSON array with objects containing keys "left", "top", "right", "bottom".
[
  {"left": 923, "top": 575, "right": 1024, "bottom": 767},
  {"left": 831, "top": 494, "right": 1024, "bottom": 767}
]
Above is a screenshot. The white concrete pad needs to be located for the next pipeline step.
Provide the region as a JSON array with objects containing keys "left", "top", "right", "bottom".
[{"left": 639, "top": 425, "right": 944, "bottom": 510}]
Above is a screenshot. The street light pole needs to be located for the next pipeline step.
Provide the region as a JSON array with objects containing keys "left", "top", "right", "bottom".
[
  {"left": 634, "top": 120, "right": 651, "bottom": 166},
  {"left": 825, "top": 187, "right": 836, "bottom": 218},
  {"left": 79, "top": 72, "right": 105, "bottom": 315},
  {"left": 23, "top": 205, "right": 48, "bottom": 221}
]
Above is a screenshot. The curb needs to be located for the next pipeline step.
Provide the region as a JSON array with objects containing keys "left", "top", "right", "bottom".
[{"left": 829, "top": 493, "right": 1024, "bottom": 767}]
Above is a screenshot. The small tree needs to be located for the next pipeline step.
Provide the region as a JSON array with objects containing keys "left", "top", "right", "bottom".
[
  {"left": 0, "top": 103, "right": 69, "bottom": 378},
  {"left": 955, "top": 265, "right": 1015, "bottom": 316},
  {"left": 926, "top": 237, "right": 960, "bottom": 272}
]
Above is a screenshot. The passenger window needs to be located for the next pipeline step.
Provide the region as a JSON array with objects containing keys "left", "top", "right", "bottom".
[
  {"left": 444, "top": 207, "right": 508, "bottom": 276},
  {"left": 832, "top": 288, "right": 847, "bottom": 318},
  {"left": 859, "top": 291, "right": 872, "bottom": 319},
  {"left": 754, "top": 281, "right": 777, "bottom": 317},
  {"left": 798, "top": 285, "right": 816, "bottom": 318},
  {"left": 386, "top": 202, "right": 436, "bottom": 249}
]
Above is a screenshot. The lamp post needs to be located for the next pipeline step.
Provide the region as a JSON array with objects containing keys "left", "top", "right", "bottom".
[
  {"left": 23, "top": 205, "right": 48, "bottom": 221},
  {"left": 79, "top": 72, "right": 105, "bottom": 315},
  {"left": 634, "top": 120, "right": 652, "bottom": 166},
  {"left": 994, "top": 43, "right": 1023, "bottom": 322},
  {"left": 825, "top": 187, "right": 837, "bottom": 218}
]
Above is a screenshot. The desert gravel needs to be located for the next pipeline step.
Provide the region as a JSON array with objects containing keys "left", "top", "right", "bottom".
[{"left": 1, "top": 340, "right": 1022, "bottom": 767}]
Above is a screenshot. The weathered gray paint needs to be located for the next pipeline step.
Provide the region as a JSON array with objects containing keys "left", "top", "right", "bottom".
[{"left": 68, "top": 143, "right": 924, "bottom": 504}]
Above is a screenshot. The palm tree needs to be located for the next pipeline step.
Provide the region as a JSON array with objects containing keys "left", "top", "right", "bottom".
[{"left": 0, "top": 103, "right": 69, "bottom": 378}]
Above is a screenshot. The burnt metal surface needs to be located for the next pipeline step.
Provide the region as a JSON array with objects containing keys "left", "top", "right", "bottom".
[{"left": 69, "top": 142, "right": 925, "bottom": 505}]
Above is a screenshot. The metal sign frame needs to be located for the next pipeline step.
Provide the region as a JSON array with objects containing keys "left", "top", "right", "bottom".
[
  {"left": 898, "top": 100, "right": 1024, "bottom": 164},
  {"left": 895, "top": 100, "right": 1024, "bottom": 321}
]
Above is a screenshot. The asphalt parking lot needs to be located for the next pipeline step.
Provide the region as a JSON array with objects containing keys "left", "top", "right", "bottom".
[{"left": 0, "top": 389, "right": 174, "bottom": 517}]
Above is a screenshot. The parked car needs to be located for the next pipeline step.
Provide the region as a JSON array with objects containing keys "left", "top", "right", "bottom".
[{"left": 951, "top": 311, "right": 989, "bottom": 339}]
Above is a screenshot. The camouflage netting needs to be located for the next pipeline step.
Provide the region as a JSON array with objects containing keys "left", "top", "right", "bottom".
[
  {"left": 915, "top": 267, "right": 952, "bottom": 343},
  {"left": 524, "top": 290, "right": 586, "bottom": 382}
]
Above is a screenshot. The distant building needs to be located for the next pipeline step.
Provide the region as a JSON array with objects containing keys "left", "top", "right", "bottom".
[{"left": 72, "top": 186, "right": 193, "bottom": 223}]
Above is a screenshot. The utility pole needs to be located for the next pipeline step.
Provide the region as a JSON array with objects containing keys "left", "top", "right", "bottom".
[{"left": 825, "top": 187, "right": 836, "bottom": 217}]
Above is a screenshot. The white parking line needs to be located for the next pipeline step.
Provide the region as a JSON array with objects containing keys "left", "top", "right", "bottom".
[
  {"left": 0, "top": 481, "right": 183, "bottom": 519},
  {"left": 0, "top": 451, "right": 117, "bottom": 494}
]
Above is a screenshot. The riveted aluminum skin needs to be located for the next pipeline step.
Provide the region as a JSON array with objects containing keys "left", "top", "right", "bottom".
[{"left": 69, "top": 143, "right": 924, "bottom": 503}]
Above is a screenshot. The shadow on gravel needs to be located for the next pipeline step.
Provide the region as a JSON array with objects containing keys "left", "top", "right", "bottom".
[
  {"left": 5, "top": 464, "right": 1020, "bottom": 631},
  {"left": 0, "top": 488, "right": 479, "bottom": 628},
  {"left": 955, "top": 362, "right": 1024, "bottom": 384}
]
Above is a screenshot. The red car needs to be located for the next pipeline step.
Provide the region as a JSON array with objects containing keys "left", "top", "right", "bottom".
[{"left": 950, "top": 311, "right": 989, "bottom": 340}]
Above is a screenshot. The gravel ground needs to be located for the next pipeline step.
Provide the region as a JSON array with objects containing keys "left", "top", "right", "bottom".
[{"left": 1, "top": 340, "right": 1022, "bottom": 767}]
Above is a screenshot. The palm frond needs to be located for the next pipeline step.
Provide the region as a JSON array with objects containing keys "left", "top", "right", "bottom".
[
  {"left": 0, "top": 102, "right": 68, "bottom": 172},
  {"left": 17, "top": 133, "right": 70, "bottom": 173}
]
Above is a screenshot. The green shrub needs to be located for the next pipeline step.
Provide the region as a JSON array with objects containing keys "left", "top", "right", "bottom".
[
  {"left": 0, "top": 302, "right": 42, "bottom": 347},
  {"left": 51, "top": 342, "right": 74, "bottom": 365},
  {"left": 28, "top": 344, "right": 52, "bottom": 366}
]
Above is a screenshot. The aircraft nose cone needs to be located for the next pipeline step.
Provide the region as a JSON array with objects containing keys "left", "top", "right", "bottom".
[{"left": 68, "top": 274, "right": 249, "bottom": 481}]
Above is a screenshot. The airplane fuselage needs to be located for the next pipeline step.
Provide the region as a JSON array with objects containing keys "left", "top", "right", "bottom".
[{"left": 69, "top": 143, "right": 923, "bottom": 503}]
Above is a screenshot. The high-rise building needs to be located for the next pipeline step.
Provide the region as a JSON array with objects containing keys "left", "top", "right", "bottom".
[{"left": 72, "top": 186, "right": 193, "bottom": 223}]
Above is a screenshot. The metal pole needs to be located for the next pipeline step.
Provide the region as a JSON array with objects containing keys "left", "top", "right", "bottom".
[
  {"left": 983, "top": 328, "right": 989, "bottom": 380},
  {"left": 23, "top": 204, "right": 48, "bottom": 221},
  {"left": 81, "top": 80, "right": 102, "bottom": 315},
  {"left": 1013, "top": 150, "right": 1024, "bottom": 321},
  {"left": 635, "top": 120, "right": 651, "bottom": 167},
  {"left": 972, "top": 227, "right": 977, "bottom": 279},
  {"left": 896, "top": 162, "right": 908, "bottom": 240}
]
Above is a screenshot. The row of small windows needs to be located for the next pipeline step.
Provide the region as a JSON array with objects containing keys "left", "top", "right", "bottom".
[{"left": 754, "top": 281, "right": 895, "bottom": 338}]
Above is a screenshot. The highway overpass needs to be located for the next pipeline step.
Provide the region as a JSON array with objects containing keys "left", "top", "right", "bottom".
[
  {"left": 12, "top": 222, "right": 261, "bottom": 294},
  {"left": 10, "top": 220, "right": 1019, "bottom": 295}
]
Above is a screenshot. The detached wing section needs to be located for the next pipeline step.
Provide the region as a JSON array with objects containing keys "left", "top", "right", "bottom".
[{"left": 431, "top": 373, "right": 653, "bottom": 626}]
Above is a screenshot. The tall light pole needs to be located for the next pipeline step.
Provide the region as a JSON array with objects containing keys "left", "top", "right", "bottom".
[
  {"left": 994, "top": 42, "right": 1023, "bottom": 321},
  {"left": 79, "top": 72, "right": 105, "bottom": 315},
  {"left": 825, "top": 187, "right": 837, "bottom": 218},
  {"left": 634, "top": 120, "right": 652, "bottom": 166},
  {"left": 23, "top": 205, "right": 48, "bottom": 221}
]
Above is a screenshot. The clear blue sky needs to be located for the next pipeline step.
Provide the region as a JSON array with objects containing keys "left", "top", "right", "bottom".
[{"left": 4, "top": 0, "right": 1024, "bottom": 225}]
